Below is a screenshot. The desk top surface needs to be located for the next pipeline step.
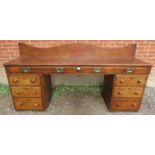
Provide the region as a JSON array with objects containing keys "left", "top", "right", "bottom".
[
  {"left": 4, "top": 57, "right": 151, "bottom": 66},
  {"left": 4, "top": 43, "right": 152, "bottom": 67}
]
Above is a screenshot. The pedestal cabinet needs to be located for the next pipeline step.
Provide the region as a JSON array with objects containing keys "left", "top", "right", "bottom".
[
  {"left": 103, "top": 74, "right": 148, "bottom": 111},
  {"left": 8, "top": 73, "right": 52, "bottom": 110}
]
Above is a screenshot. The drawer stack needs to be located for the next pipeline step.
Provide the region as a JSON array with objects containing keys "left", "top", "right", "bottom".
[
  {"left": 8, "top": 73, "right": 52, "bottom": 111},
  {"left": 103, "top": 75, "right": 148, "bottom": 111}
]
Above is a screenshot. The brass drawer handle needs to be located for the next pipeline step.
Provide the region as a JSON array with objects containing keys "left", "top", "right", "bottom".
[
  {"left": 127, "top": 67, "right": 134, "bottom": 74},
  {"left": 94, "top": 67, "right": 102, "bottom": 73},
  {"left": 56, "top": 67, "right": 64, "bottom": 73},
  {"left": 23, "top": 67, "right": 31, "bottom": 73}
]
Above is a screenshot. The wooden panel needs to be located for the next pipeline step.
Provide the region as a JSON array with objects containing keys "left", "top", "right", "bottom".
[
  {"left": 110, "top": 99, "right": 141, "bottom": 111},
  {"left": 18, "top": 43, "right": 137, "bottom": 59},
  {"left": 8, "top": 74, "right": 40, "bottom": 86},
  {"left": 11, "top": 87, "right": 42, "bottom": 97},
  {"left": 41, "top": 75, "right": 52, "bottom": 109},
  {"left": 102, "top": 75, "right": 115, "bottom": 108},
  {"left": 14, "top": 98, "right": 43, "bottom": 110},
  {"left": 6, "top": 66, "right": 150, "bottom": 75},
  {"left": 113, "top": 87, "right": 144, "bottom": 98},
  {"left": 115, "top": 75, "right": 148, "bottom": 86}
]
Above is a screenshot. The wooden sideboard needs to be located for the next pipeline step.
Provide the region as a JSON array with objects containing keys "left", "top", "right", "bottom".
[{"left": 3, "top": 43, "right": 152, "bottom": 111}]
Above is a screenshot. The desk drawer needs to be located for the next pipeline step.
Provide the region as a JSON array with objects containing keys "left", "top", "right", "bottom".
[
  {"left": 6, "top": 66, "right": 150, "bottom": 74},
  {"left": 14, "top": 98, "right": 43, "bottom": 110},
  {"left": 9, "top": 74, "right": 40, "bottom": 86},
  {"left": 11, "top": 87, "right": 42, "bottom": 97},
  {"left": 110, "top": 99, "right": 141, "bottom": 111},
  {"left": 113, "top": 87, "right": 144, "bottom": 98},
  {"left": 115, "top": 75, "right": 147, "bottom": 86}
]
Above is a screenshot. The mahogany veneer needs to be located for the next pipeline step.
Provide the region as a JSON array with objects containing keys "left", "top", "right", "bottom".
[{"left": 3, "top": 43, "right": 152, "bottom": 112}]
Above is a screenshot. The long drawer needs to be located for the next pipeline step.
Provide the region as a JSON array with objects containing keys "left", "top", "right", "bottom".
[
  {"left": 113, "top": 87, "right": 144, "bottom": 98},
  {"left": 14, "top": 98, "right": 43, "bottom": 110},
  {"left": 6, "top": 66, "right": 150, "bottom": 74},
  {"left": 11, "top": 87, "right": 42, "bottom": 97}
]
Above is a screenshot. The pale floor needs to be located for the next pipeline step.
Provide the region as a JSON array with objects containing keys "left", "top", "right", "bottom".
[{"left": 147, "top": 68, "right": 155, "bottom": 87}]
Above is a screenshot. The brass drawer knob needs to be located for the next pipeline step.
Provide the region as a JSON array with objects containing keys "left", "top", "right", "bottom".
[
  {"left": 118, "top": 91, "right": 123, "bottom": 95},
  {"left": 16, "top": 90, "right": 20, "bottom": 94},
  {"left": 13, "top": 79, "right": 18, "bottom": 83},
  {"left": 31, "top": 78, "right": 36, "bottom": 83},
  {"left": 120, "top": 80, "right": 124, "bottom": 84},
  {"left": 115, "top": 103, "right": 121, "bottom": 107},
  {"left": 137, "top": 80, "right": 142, "bottom": 84},
  {"left": 134, "top": 92, "right": 139, "bottom": 95},
  {"left": 35, "top": 103, "right": 39, "bottom": 107},
  {"left": 132, "top": 103, "right": 136, "bottom": 107},
  {"left": 19, "top": 102, "right": 23, "bottom": 106},
  {"left": 33, "top": 90, "right": 37, "bottom": 94}
]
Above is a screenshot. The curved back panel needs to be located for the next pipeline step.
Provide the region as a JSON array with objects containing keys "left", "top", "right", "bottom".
[{"left": 18, "top": 43, "right": 137, "bottom": 59}]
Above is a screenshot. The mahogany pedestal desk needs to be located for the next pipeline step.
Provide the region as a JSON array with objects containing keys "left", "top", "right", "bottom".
[{"left": 3, "top": 43, "right": 152, "bottom": 111}]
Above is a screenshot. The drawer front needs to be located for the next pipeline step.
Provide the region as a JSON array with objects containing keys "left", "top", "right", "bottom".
[
  {"left": 113, "top": 87, "right": 144, "bottom": 98},
  {"left": 11, "top": 87, "right": 42, "bottom": 97},
  {"left": 6, "top": 66, "right": 149, "bottom": 74},
  {"left": 14, "top": 98, "right": 43, "bottom": 110},
  {"left": 110, "top": 99, "right": 141, "bottom": 111},
  {"left": 54, "top": 67, "right": 93, "bottom": 74},
  {"left": 103, "top": 67, "right": 149, "bottom": 74},
  {"left": 115, "top": 75, "right": 147, "bottom": 86},
  {"left": 8, "top": 74, "right": 40, "bottom": 86}
]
